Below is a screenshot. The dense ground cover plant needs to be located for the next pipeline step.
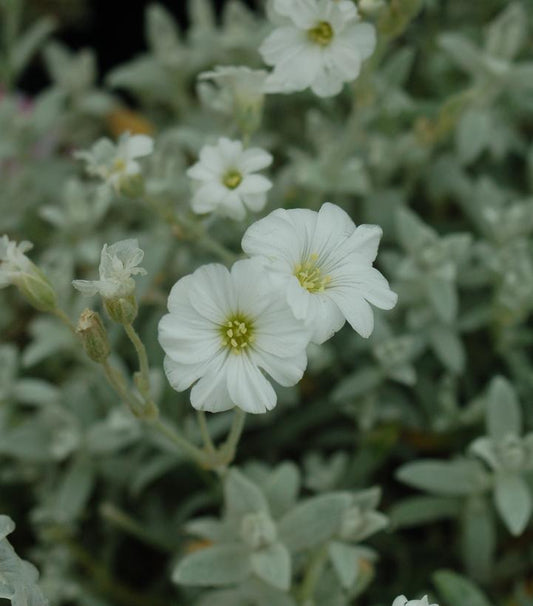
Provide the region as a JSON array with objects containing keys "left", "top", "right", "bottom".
[{"left": 1, "top": 0, "right": 533, "bottom": 605}]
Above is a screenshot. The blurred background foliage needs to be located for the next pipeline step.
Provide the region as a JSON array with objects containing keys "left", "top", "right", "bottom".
[{"left": 1, "top": 0, "right": 533, "bottom": 605}]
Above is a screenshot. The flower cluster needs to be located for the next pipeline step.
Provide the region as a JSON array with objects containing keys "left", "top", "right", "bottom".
[{"left": 158, "top": 202, "right": 396, "bottom": 413}]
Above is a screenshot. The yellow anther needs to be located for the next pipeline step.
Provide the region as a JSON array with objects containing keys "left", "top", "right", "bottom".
[
  {"left": 308, "top": 21, "right": 334, "bottom": 46},
  {"left": 221, "top": 315, "right": 254, "bottom": 354},
  {"left": 294, "top": 254, "right": 331, "bottom": 293},
  {"left": 223, "top": 169, "right": 243, "bottom": 189}
]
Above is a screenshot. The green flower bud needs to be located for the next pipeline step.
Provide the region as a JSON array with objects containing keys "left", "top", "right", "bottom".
[
  {"left": 118, "top": 173, "right": 145, "bottom": 199},
  {"left": 104, "top": 294, "right": 138, "bottom": 325},
  {"left": 14, "top": 267, "right": 57, "bottom": 312},
  {"left": 77, "top": 309, "right": 111, "bottom": 363}
]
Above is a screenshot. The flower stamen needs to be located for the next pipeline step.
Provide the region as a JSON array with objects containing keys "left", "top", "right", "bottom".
[
  {"left": 223, "top": 170, "right": 243, "bottom": 189},
  {"left": 308, "top": 21, "right": 334, "bottom": 46},
  {"left": 221, "top": 316, "right": 254, "bottom": 353},
  {"left": 294, "top": 253, "right": 331, "bottom": 293}
]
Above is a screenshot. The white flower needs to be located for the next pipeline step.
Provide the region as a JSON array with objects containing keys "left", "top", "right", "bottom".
[
  {"left": 242, "top": 202, "right": 397, "bottom": 344},
  {"left": 158, "top": 259, "right": 311, "bottom": 413},
  {"left": 392, "top": 595, "right": 438, "bottom": 606},
  {"left": 199, "top": 65, "right": 268, "bottom": 113},
  {"left": 0, "top": 236, "right": 34, "bottom": 288},
  {"left": 72, "top": 239, "right": 146, "bottom": 299},
  {"left": 260, "top": 0, "right": 376, "bottom": 97},
  {"left": 0, "top": 235, "right": 57, "bottom": 311},
  {"left": 75, "top": 132, "right": 154, "bottom": 190},
  {"left": 187, "top": 138, "right": 273, "bottom": 220}
]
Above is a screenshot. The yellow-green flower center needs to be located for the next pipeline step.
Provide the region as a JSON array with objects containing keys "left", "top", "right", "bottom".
[
  {"left": 223, "top": 170, "right": 243, "bottom": 189},
  {"left": 221, "top": 315, "right": 254, "bottom": 354},
  {"left": 112, "top": 157, "right": 127, "bottom": 173},
  {"left": 294, "top": 254, "right": 331, "bottom": 293},
  {"left": 308, "top": 21, "right": 334, "bottom": 46}
]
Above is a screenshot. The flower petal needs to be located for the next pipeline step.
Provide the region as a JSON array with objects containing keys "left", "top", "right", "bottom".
[
  {"left": 251, "top": 348, "right": 307, "bottom": 387},
  {"left": 191, "top": 182, "right": 228, "bottom": 214},
  {"left": 187, "top": 264, "right": 236, "bottom": 324},
  {"left": 238, "top": 148, "right": 273, "bottom": 173},
  {"left": 190, "top": 356, "right": 235, "bottom": 412},
  {"left": 128, "top": 135, "right": 154, "bottom": 159},
  {"left": 226, "top": 354, "right": 277, "bottom": 413},
  {"left": 328, "top": 288, "right": 375, "bottom": 338},
  {"left": 238, "top": 174, "right": 272, "bottom": 195}
]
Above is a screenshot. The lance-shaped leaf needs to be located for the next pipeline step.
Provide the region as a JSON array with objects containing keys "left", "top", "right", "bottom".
[
  {"left": 172, "top": 544, "right": 250, "bottom": 586},
  {"left": 396, "top": 459, "right": 490, "bottom": 496},
  {"left": 250, "top": 542, "right": 291, "bottom": 590},
  {"left": 494, "top": 473, "right": 532, "bottom": 536}
]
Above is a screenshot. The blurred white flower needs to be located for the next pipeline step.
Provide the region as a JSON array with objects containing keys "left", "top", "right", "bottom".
[
  {"left": 0, "top": 236, "right": 34, "bottom": 288},
  {"left": 75, "top": 132, "right": 154, "bottom": 191},
  {"left": 72, "top": 239, "right": 146, "bottom": 299},
  {"left": 260, "top": 0, "right": 376, "bottom": 97},
  {"left": 187, "top": 138, "right": 273, "bottom": 220},
  {"left": 392, "top": 596, "right": 438, "bottom": 606},
  {"left": 242, "top": 202, "right": 397, "bottom": 344},
  {"left": 0, "top": 235, "right": 57, "bottom": 311},
  {"left": 158, "top": 259, "right": 310, "bottom": 413},
  {"left": 198, "top": 66, "right": 268, "bottom": 133}
]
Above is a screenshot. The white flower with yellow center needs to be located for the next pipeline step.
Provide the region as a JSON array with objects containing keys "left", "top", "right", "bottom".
[
  {"left": 260, "top": 0, "right": 376, "bottom": 97},
  {"left": 392, "top": 596, "right": 438, "bottom": 606},
  {"left": 242, "top": 203, "right": 397, "bottom": 344},
  {"left": 75, "top": 132, "right": 154, "bottom": 191},
  {"left": 158, "top": 259, "right": 311, "bottom": 413},
  {"left": 187, "top": 138, "right": 273, "bottom": 221}
]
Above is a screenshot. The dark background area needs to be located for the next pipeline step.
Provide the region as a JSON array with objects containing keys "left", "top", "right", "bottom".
[{"left": 21, "top": 0, "right": 258, "bottom": 93}]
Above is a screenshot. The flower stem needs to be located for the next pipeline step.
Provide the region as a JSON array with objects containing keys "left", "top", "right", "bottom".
[
  {"left": 220, "top": 408, "right": 247, "bottom": 463},
  {"left": 150, "top": 417, "right": 208, "bottom": 465},
  {"left": 197, "top": 410, "right": 217, "bottom": 455},
  {"left": 100, "top": 502, "right": 174, "bottom": 552},
  {"left": 298, "top": 543, "right": 329, "bottom": 605},
  {"left": 123, "top": 322, "right": 158, "bottom": 418},
  {"left": 53, "top": 307, "right": 77, "bottom": 334}
]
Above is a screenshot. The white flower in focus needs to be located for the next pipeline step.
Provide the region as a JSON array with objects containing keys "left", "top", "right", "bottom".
[
  {"left": 187, "top": 138, "right": 273, "bottom": 220},
  {"left": 392, "top": 596, "right": 439, "bottom": 606},
  {"left": 242, "top": 203, "right": 397, "bottom": 344},
  {"left": 0, "top": 236, "right": 34, "bottom": 288},
  {"left": 158, "top": 259, "right": 310, "bottom": 413},
  {"left": 75, "top": 132, "right": 154, "bottom": 191},
  {"left": 72, "top": 239, "right": 146, "bottom": 299},
  {"left": 260, "top": 0, "right": 376, "bottom": 97}
]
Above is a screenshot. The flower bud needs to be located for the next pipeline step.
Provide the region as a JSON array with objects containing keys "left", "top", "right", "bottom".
[
  {"left": 14, "top": 267, "right": 57, "bottom": 312},
  {"left": 104, "top": 294, "right": 138, "bottom": 325},
  {"left": 118, "top": 173, "right": 145, "bottom": 199},
  {"left": 76, "top": 309, "right": 110, "bottom": 362}
]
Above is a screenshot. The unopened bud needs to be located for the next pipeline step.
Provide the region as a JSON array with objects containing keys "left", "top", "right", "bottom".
[
  {"left": 118, "top": 174, "right": 145, "bottom": 199},
  {"left": 104, "top": 294, "right": 138, "bottom": 325},
  {"left": 77, "top": 309, "right": 110, "bottom": 362},
  {"left": 14, "top": 267, "right": 57, "bottom": 312}
]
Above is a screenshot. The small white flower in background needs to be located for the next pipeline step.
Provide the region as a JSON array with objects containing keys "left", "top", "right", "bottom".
[
  {"left": 0, "top": 235, "right": 57, "bottom": 311},
  {"left": 242, "top": 202, "right": 397, "bottom": 344},
  {"left": 198, "top": 66, "right": 268, "bottom": 133},
  {"left": 187, "top": 137, "right": 273, "bottom": 220},
  {"left": 72, "top": 239, "right": 146, "bottom": 299},
  {"left": 75, "top": 132, "right": 154, "bottom": 191},
  {"left": 392, "top": 595, "right": 438, "bottom": 606},
  {"left": 260, "top": 0, "right": 376, "bottom": 97},
  {"left": 158, "top": 259, "right": 310, "bottom": 413},
  {"left": 0, "top": 236, "right": 35, "bottom": 288}
]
